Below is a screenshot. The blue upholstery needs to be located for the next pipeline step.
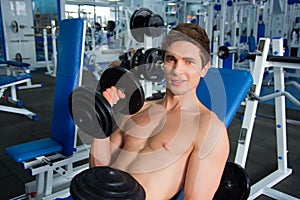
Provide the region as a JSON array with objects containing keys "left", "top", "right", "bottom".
[
  {"left": 0, "top": 60, "right": 31, "bottom": 86},
  {"left": 197, "top": 68, "right": 253, "bottom": 127},
  {"left": 6, "top": 18, "right": 85, "bottom": 162},
  {"left": 51, "top": 18, "right": 85, "bottom": 156},
  {"left": 5, "top": 138, "right": 62, "bottom": 163},
  {"left": 0, "top": 74, "right": 31, "bottom": 86},
  {"left": 175, "top": 67, "right": 253, "bottom": 200},
  {"left": 0, "top": 60, "right": 30, "bottom": 68}
]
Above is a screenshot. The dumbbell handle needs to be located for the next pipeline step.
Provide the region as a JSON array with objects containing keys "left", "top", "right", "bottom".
[{"left": 102, "top": 86, "right": 126, "bottom": 106}]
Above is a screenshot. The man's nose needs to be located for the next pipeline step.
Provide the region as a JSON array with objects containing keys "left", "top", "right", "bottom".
[{"left": 172, "top": 59, "right": 185, "bottom": 71}]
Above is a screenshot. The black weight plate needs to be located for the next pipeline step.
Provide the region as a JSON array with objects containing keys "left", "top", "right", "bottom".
[
  {"left": 15, "top": 53, "right": 23, "bottom": 62},
  {"left": 131, "top": 48, "right": 144, "bottom": 69},
  {"left": 130, "top": 8, "right": 153, "bottom": 43},
  {"left": 70, "top": 166, "right": 146, "bottom": 200},
  {"left": 107, "top": 20, "right": 116, "bottom": 32},
  {"left": 99, "top": 66, "right": 144, "bottom": 115},
  {"left": 141, "top": 48, "right": 164, "bottom": 82},
  {"left": 213, "top": 162, "right": 251, "bottom": 200},
  {"left": 218, "top": 46, "right": 230, "bottom": 59},
  {"left": 130, "top": 48, "right": 145, "bottom": 79},
  {"left": 95, "top": 90, "right": 113, "bottom": 137},
  {"left": 69, "top": 86, "right": 112, "bottom": 138},
  {"left": 10, "top": 20, "right": 18, "bottom": 33},
  {"left": 145, "top": 14, "right": 165, "bottom": 37}
]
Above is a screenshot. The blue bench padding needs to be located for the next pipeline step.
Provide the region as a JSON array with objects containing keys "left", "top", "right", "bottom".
[
  {"left": 0, "top": 74, "right": 32, "bottom": 86},
  {"left": 0, "top": 60, "right": 30, "bottom": 68},
  {"left": 175, "top": 68, "right": 253, "bottom": 200},
  {"left": 197, "top": 68, "right": 253, "bottom": 127},
  {"left": 6, "top": 138, "right": 62, "bottom": 163},
  {"left": 5, "top": 18, "right": 85, "bottom": 162},
  {"left": 51, "top": 76, "right": 78, "bottom": 156},
  {"left": 51, "top": 18, "right": 84, "bottom": 157}
]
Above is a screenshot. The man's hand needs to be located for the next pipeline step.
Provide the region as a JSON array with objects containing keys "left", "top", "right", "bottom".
[{"left": 102, "top": 86, "right": 126, "bottom": 106}]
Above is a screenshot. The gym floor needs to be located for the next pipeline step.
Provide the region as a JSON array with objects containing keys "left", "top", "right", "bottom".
[{"left": 0, "top": 69, "right": 299, "bottom": 199}]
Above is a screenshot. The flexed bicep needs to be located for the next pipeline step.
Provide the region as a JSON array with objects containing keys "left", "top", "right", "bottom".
[
  {"left": 184, "top": 116, "right": 229, "bottom": 199},
  {"left": 90, "top": 138, "right": 111, "bottom": 167},
  {"left": 90, "top": 129, "right": 124, "bottom": 167}
]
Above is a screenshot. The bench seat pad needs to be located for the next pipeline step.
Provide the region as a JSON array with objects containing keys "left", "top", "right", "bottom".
[{"left": 6, "top": 138, "right": 62, "bottom": 163}]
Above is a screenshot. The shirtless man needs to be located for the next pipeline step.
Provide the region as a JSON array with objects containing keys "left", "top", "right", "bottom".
[{"left": 90, "top": 23, "right": 229, "bottom": 200}]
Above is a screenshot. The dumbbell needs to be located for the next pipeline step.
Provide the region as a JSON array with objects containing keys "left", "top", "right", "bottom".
[
  {"left": 213, "top": 162, "right": 250, "bottom": 200},
  {"left": 130, "top": 47, "right": 164, "bottom": 82},
  {"left": 69, "top": 66, "right": 145, "bottom": 138},
  {"left": 141, "top": 48, "right": 164, "bottom": 82},
  {"left": 131, "top": 48, "right": 145, "bottom": 69},
  {"left": 70, "top": 166, "right": 146, "bottom": 200},
  {"left": 130, "top": 8, "right": 165, "bottom": 43}
]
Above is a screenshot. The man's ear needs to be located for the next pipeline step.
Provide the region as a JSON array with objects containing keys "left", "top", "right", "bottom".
[{"left": 200, "top": 63, "right": 209, "bottom": 77}]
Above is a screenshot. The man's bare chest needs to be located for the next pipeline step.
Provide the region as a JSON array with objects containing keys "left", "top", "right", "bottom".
[
  {"left": 123, "top": 110, "right": 199, "bottom": 152},
  {"left": 111, "top": 111, "right": 199, "bottom": 173}
]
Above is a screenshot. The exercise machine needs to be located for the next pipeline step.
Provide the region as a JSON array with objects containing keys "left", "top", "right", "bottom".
[{"left": 235, "top": 37, "right": 300, "bottom": 199}]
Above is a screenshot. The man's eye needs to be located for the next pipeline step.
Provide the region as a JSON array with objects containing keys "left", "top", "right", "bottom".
[
  {"left": 166, "top": 56, "right": 174, "bottom": 62},
  {"left": 184, "top": 59, "right": 193, "bottom": 65}
]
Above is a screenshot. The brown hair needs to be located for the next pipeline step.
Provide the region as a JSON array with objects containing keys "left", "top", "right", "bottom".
[{"left": 161, "top": 23, "right": 210, "bottom": 66}]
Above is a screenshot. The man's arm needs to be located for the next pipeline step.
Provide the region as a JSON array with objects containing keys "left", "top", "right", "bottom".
[
  {"left": 89, "top": 129, "right": 124, "bottom": 167},
  {"left": 184, "top": 117, "right": 229, "bottom": 199},
  {"left": 90, "top": 86, "right": 127, "bottom": 168}
]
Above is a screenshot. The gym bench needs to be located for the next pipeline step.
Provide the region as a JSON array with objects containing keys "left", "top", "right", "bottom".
[
  {"left": 0, "top": 61, "right": 38, "bottom": 120},
  {"left": 5, "top": 18, "right": 89, "bottom": 199}
]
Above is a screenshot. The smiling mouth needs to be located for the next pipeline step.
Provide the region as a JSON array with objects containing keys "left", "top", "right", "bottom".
[{"left": 171, "top": 79, "right": 186, "bottom": 85}]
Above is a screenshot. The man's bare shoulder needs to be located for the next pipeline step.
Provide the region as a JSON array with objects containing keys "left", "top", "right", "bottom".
[
  {"left": 194, "top": 109, "right": 227, "bottom": 159},
  {"left": 129, "top": 99, "right": 164, "bottom": 122}
]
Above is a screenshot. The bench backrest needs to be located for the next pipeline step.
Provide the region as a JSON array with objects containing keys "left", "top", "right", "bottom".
[
  {"left": 197, "top": 67, "right": 253, "bottom": 127},
  {"left": 51, "top": 18, "right": 86, "bottom": 156}
]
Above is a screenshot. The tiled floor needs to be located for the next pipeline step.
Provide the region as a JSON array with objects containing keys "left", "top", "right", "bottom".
[{"left": 0, "top": 69, "right": 299, "bottom": 199}]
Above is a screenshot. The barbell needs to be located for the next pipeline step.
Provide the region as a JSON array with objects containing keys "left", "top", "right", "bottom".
[
  {"left": 69, "top": 66, "right": 145, "bottom": 138},
  {"left": 10, "top": 20, "right": 57, "bottom": 33},
  {"left": 213, "top": 45, "right": 237, "bottom": 60}
]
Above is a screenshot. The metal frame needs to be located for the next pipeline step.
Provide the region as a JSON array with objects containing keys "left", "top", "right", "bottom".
[
  {"left": 0, "top": 75, "right": 38, "bottom": 120},
  {"left": 234, "top": 37, "right": 300, "bottom": 200},
  {"left": 23, "top": 145, "right": 89, "bottom": 199}
]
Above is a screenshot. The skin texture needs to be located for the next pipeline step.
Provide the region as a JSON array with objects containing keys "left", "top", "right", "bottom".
[{"left": 90, "top": 24, "right": 229, "bottom": 200}]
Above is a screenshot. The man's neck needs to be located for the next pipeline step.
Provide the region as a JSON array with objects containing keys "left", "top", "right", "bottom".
[{"left": 163, "top": 89, "right": 201, "bottom": 112}]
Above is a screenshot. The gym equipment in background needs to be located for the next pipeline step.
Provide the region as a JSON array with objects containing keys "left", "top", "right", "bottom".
[
  {"left": 130, "top": 47, "right": 164, "bottom": 83},
  {"left": 235, "top": 37, "right": 300, "bottom": 200},
  {"left": 130, "top": 7, "right": 165, "bottom": 43},
  {"left": 0, "top": 60, "right": 38, "bottom": 120}
]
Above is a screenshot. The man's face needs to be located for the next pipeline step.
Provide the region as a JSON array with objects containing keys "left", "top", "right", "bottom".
[{"left": 163, "top": 41, "right": 208, "bottom": 96}]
